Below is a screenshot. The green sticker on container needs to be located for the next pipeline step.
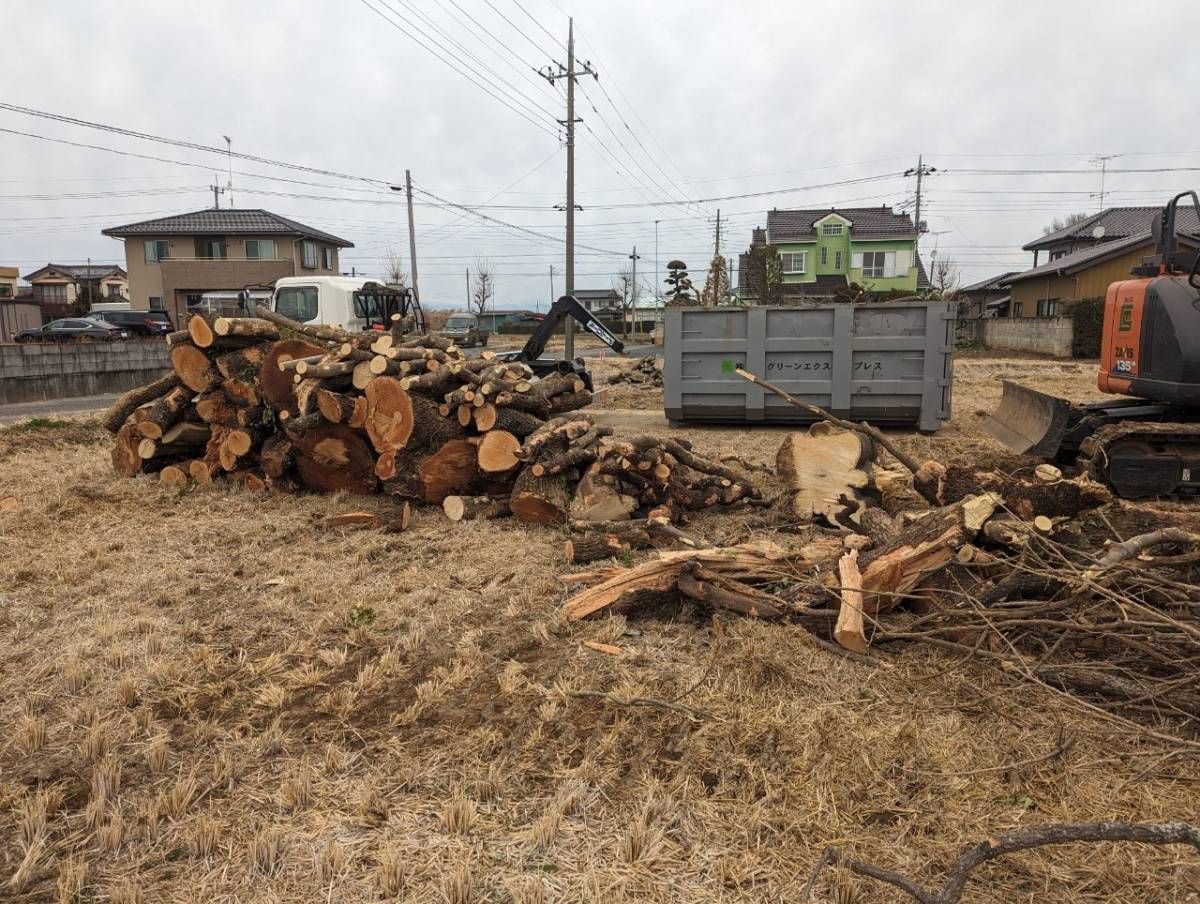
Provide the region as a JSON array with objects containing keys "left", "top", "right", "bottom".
[{"left": 720, "top": 359, "right": 735, "bottom": 373}]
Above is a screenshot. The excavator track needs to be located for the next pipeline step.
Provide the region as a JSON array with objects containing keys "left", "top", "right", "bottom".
[{"left": 1078, "top": 422, "right": 1200, "bottom": 498}]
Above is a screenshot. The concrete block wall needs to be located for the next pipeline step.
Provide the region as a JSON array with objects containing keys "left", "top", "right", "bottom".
[
  {"left": 980, "top": 317, "right": 1074, "bottom": 358},
  {"left": 0, "top": 340, "right": 171, "bottom": 404}
]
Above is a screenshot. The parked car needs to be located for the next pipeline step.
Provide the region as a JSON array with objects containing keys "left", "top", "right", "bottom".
[
  {"left": 87, "top": 309, "right": 174, "bottom": 337},
  {"left": 15, "top": 319, "right": 129, "bottom": 342},
  {"left": 440, "top": 312, "right": 489, "bottom": 348}
]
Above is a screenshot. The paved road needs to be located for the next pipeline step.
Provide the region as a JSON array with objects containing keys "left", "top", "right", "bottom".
[
  {"left": 0, "top": 346, "right": 661, "bottom": 425},
  {"left": 0, "top": 393, "right": 123, "bottom": 425}
]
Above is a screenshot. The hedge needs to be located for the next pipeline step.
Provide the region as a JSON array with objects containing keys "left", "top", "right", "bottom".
[{"left": 1070, "top": 297, "right": 1105, "bottom": 359}]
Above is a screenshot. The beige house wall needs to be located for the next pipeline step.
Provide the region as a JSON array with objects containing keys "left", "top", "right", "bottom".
[
  {"left": 1008, "top": 244, "right": 1159, "bottom": 317},
  {"left": 0, "top": 267, "right": 19, "bottom": 298}
]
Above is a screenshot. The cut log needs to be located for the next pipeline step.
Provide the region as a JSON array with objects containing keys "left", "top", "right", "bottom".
[
  {"left": 834, "top": 549, "right": 868, "bottom": 654},
  {"left": 489, "top": 407, "right": 545, "bottom": 439},
  {"left": 259, "top": 434, "right": 295, "bottom": 478},
  {"left": 159, "top": 465, "right": 190, "bottom": 488},
  {"left": 412, "top": 439, "right": 479, "bottom": 504},
  {"left": 221, "top": 377, "right": 260, "bottom": 408},
  {"left": 511, "top": 468, "right": 573, "bottom": 524},
  {"left": 227, "top": 470, "right": 267, "bottom": 493},
  {"left": 214, "top": 317, "right": 280, "bottom": 342},
  {"left": 188, "top": 459, "right": 213, "bottom": 484},
  {"left": 254, "top": 302, "right": 349, "bottom": 343},
  {"left": 134, "top": 386, "right": 191, "bottom": 439},
  {"left": 364, "top": 378, "right": 453, "bottom": 453},
  {"left": 547, "top": 390, "right": 593, "bottom": 415},
  {"left": 138, "top": 437, "right": 202, "bottom": 461},
  {"left": 292, "top": 424, "right": 378, "bottom": 495},
  {"left": 214, "top": 343, "right": 270, "bottom": 382},
  {"left": 100, "top": 372, "right": 182, "bottom": 434},
  {"left": 111, "top": 424, "right": 144, "bottom": 477},
  {"left": 442, "top": 494, "right": 511, "bottom": 522},
  {"left": 776, "top": 425, "right": 873, "bottom": 524},
  {"left": 570, "top": 470, "right": 638, "bottom": 522},
  {"left": 171, "top": 342, "right": 219, "bottom": 393},
  {"left": 477, "top": 430, "right": 521, "bottom": 474},
  {"left": 260, "top": 340, "right": 326, "bottom": 412},
  {"left": 187, "top": 314, "right": 215, "bottom": 348},
  {"left": 160, "top": 422, "right": 211, "bottom": 446},
  {"left": 473, "top": 402, "right": 499, "bottom": 431},
  {"left": 924, "top": 464, "right": 1110, "bottom": 521},
  {"left": 316, "top": 389, "right": 357, "bottom": 424},
  {"left": 566, "top": 533, "right": 630, "bottom": 564},
  {"left": 195, "top": 390, "right": 240, "bottom": 426},
  {"left": 323, "top": 512, "right": 383, "bottom": 529}
]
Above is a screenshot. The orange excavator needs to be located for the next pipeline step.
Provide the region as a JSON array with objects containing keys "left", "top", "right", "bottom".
[{"left": 983, "top": 191, "right": 1200, "bottom": 498}]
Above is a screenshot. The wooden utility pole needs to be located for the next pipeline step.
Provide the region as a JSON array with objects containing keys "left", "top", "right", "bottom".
[
  {"left": 548, "top": 264, "right": 555, "bottom": 310},
  {"left": 905, "top": 155, "right": 936, "bottom": 244},
  {"left": 405, "top": 170, "right": 420, "bottom": 308},
  {"left": 627, "top": 246, "right": 639, "bottom": 340},
  {"left": 540, "top": 18, "right": 596, "bottom": 359},
  {"left": 465, "top": 267, "right": 470, "bottom": 308},
  {"left": 714, "top": 208, "right": 721, "bottom": 257}
]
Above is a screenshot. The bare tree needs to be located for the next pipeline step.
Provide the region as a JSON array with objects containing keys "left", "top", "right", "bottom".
[
  {"left": 701, "top": 254, "right": 730, "bottom": 306},
  {"left": 931, "top": 257, "right": 960, "bottom": 298},
  {"left": 470, "top": 257, "right": 494, "bottom": 315},
  {"left": 613, "top": 265, "right": 641, "bottom": 339},
  {"left": 380, "top": 246, "right": 408, "bottom": 288},
  {"left": 1041, "top": 212, "right": 1090, "bottom": 236}
]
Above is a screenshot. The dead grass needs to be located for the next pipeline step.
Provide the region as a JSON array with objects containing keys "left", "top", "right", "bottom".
[{"left": 1, "top": 373, "right": 1199, "bottom": 902}]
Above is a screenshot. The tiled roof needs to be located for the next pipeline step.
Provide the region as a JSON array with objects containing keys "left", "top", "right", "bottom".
[
  {"left": 1023, "top": 207, "right": 1200, "bottom": 251},
  {"left": 959, "top": 271, "right": 1018, "bottom": 293},
  {"left": 767, "top": 207, "right": 917, "bottom": 242},
  {"left": 1007, "top": 233, "right": 1153, "bottom": 284},
  {"left": 102, "top": 208, "right": 353, "bottom": 247},
  {"left": 23, "top": 263, "right": 125, "bottom": 281},
  {"left": 573, "top": 288, "right": 620, "bottom": 300}
]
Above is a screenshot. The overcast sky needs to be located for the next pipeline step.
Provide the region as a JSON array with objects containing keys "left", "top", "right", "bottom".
[{"left": 4, "top": 0, "right": 1200, "bottom": 308}]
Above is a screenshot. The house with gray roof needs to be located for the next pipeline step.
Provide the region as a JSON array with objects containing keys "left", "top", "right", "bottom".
[
  {"left": 1023, "top": 207, "right": 1200, "bottom": 266},
  {"left": 102, "top": 208, "right": 353, "bottom": 324},
  {"left": 738, "top": 206, "right": 927, "bottom": 299}
]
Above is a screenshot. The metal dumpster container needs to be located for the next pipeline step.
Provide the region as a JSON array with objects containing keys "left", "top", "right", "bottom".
[{"left": 663, "top": 301, "right": 954, "bottom": 432}]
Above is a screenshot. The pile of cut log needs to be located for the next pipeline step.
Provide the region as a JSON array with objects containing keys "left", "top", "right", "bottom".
[
  {"left": 103, "top": 310, "right": 760, "bottom": 524},
  {"left": 564, "top": 368, "right": 1200, "bottom": 743},
  {"left": 606, "top": 355, "right": 663, "bottom": 387}
]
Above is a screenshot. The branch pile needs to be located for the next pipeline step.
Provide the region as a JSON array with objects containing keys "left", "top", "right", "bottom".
[
  {"left": 104, "top": 311, "right": 760, "bottom": 525},
  {"left": 606, "top": 355, "right": 662, "bottom": 387}
]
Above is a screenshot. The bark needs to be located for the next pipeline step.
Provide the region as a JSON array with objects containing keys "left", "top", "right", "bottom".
[
  {"left": 834, "top": 549, "right": 868, "bottom": 653},
  {"left": 547, "top": 390, "right": 593, "bottom": 415},
  {"left": 214, "top": 317, "right": 280, "bottom": 342},
  {"left": 316, "top": 389, "right": 358, "bottom": 424},
  {"left": 111, "top": 423, "right": 144, "bottom": 477},
  {"left": 227, "top": 470, "right": 268, "bottom": 493},
  {"left": 100, "top": 372, "right": 183, "bottom": 434},
  {"left": 494, "top": 391, "right": 552, "bottom": 418},
  {"left": 195, "top": 389, "right": 240, "bottom": 426},
  {"left": 410, "top": 439, "right": 479, "bottom": 504},
  {"left": 259, "top": 434, "right": 294, "bottom": 478},
  {"left": 221, "top": 377, "right": 260, "bottom": 408},
  {"left": 296, "top": 359, "right": 356, "bottom": 379},
  {"left": 566, "top": 529, "right": 653, "bottom": 564},
  {"left": 1085, "top": 528, "right": 1199, "bottom": 578},
  {"left": 133, "top": 386, "right": 191, "bottom": 439},
  {"left": 254, "top": 302, "right": 349, "bottom": 343},
  {"left": 214, "top": 343, "right": 270, "bottom": 382},
  {"left": 677, "top": 563, "right": 785, "bottom": 618},
  {"left": 511, "top": 468, "right": 573, "bottom": 524}
]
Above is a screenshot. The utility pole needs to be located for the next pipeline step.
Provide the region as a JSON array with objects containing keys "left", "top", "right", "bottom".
[
  {"left": 222, "top": 135, "right": 234, "bottom": 207},
  {"left": 465, "top": 267, "right": 470, "bottom": 309},
  {"left": 548, "top": 264, "right": 555, "bottom": 310},
  {"left": 713, "top": 209, "right": 721, "bottom": 257},
  {"left": 904, "top": 155, "right": 936, "bottom": 256},
  {"left": 540, "top": 18, "right": 596, "bottom": 359},
  {"left": 627, "top": 246, "right": 640, "bottom": 340},
  {"left": 387, "top": 172, "right": 422, "bottom": 308},
  {"left": 655, "top": 220, "right": 660, "bottom": 299}
]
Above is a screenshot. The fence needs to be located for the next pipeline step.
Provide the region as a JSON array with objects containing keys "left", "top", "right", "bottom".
[
  {"left": 0, "top": 339, "right": 170, "bottom": 404},
  {"left": 958, "top": 316, "right": 1075, "bottom": 358}
]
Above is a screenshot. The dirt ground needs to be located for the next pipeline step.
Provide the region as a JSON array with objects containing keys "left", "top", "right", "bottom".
[{"left": 1, "top": 352, "right": 1198, "bottom": 903}]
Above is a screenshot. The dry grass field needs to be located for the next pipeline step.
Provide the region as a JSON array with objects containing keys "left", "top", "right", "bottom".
[{"left": 2, "top": 354, "right": 1198, "bottom": 903}]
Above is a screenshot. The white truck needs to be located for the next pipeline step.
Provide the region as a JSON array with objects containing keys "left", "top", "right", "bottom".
[{"left": 245, "top": 276, "right": 423, "bottom": 334}]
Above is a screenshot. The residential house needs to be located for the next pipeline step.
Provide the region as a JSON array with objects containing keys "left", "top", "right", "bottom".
[
  {"left": 102, "top": 208, "right": 353, "bottom": 326},
  {"left": 738, "top": 207, "right": 928, "bottom": 299},
  {"left": 1005, "top": 210, "right": 1200, "bottom": 318},
  {"left": 0, "top": 266, "right": 19, "bottom": 299},
  {"left": 476, "top": 309, "right": 541, "bottom": 332},
  {"left": 957, "top": 271, "right": 1017, "bottom": 320},
  {"left": 0, "top": 294, "right": 41, "bottom": 341},
  {"left": 1023, "top": 207, "right": 1200, "bottom": 266},
  {"left": 21, "top": 263, "right": 128, "bottom": 321},
  {"left": 573, "top": 288, "right": 622, "bottom": 314}
]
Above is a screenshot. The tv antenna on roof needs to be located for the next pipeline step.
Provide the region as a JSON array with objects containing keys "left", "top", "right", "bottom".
[{"left": 222, "top": 135, "right": 234, "bottom": 208}]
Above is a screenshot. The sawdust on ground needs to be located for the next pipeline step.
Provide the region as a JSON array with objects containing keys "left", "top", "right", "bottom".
[{"left": 1, "top": 353, "right": 1198, "bottom": 903}]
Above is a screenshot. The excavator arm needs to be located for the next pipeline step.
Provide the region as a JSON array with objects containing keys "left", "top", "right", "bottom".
[{"left": 498, "top": 295, "right": 626, "bottom": 389}]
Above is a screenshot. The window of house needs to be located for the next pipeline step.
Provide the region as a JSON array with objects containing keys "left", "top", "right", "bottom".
[
  {"left": 322, "top": 247, "right": 334, "bottom": 269},
  {"left": 245, "top": 239, "right": 276, "bottom": 260},
  {"left": 34, "top": 284, "right": 67, "bottom": 303},
  {"left": 301, "top": 241, "right": 318, "bottom": 269},
  {"left": 779, "top": 252, "right": 807, "bottom": 274},
  {"left": 835, "top": 251, "right": 843, "bottom": 270},
  {"left": 820, "top": 247, "right": 828, "bottom": 266},
  {"left": 1037, "top": 299, "right": 1060, "bottom": 317},
  {"left": 0, "top": 284, "right": 11, "bottom": 298},
  {"left": 1012, "top": 301, "right": 1024, "bottom": 318},
  {"left": 861, "top": 251, "right": 887, "bottom": 278},
  {"left": 149, "top": 296, "right": 165, "bottom": 311},
  {"left": 1050, "top": 250, "right": 1067, "bottom": 261},
  {"left": 276, "top": 286, "right": 318, "bottom": 322},
  {"left": 106, "top": 283, "right": 123, "bottom": 298},
  {"left": 144, "top": 240, "right": 170, "bottom": 263},
  {"left": 195, "top": 237, "right": 227, "bottom": 259},
  {"left": 822, "top": 223, "right": 844, "bottom": 236}
]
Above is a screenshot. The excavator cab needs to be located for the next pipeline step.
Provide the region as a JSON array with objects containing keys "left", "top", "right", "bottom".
[{"left": 982, "top": 191, "right": 1200, "bottom": 497}]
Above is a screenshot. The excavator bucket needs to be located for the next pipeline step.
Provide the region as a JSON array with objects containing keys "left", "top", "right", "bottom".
[{"left": 981, "top": 380, "right": 1075, "bottom": 458}]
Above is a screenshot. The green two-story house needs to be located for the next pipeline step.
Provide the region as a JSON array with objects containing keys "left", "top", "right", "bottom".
[{"left": 740, "top": 206, "right": 927, "bottom": 297}]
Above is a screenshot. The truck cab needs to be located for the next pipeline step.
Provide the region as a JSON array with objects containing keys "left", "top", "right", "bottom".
[
  {"left": 262, "top": 276, "right": 422, "bottom": 334},
  {"left": 441, "top": 312, "right": 489, "bottom": 348}
]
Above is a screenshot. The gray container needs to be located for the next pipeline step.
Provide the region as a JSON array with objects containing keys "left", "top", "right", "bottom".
[{"left": 663, "top": 301, "right": 954, "bottom": 431}]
